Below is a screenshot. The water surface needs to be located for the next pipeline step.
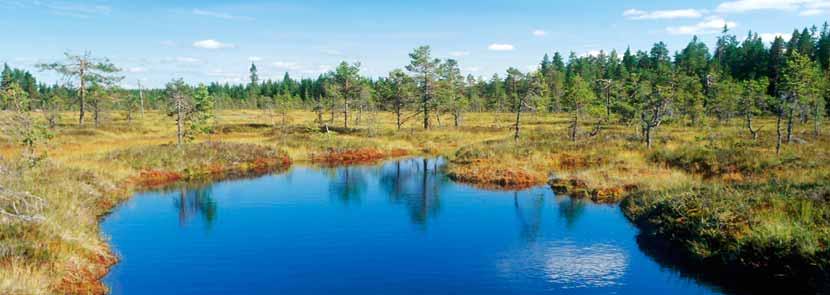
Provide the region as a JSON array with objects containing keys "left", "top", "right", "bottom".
[{"left": 103, "top": 158, "right": 721, "bottom": 294}]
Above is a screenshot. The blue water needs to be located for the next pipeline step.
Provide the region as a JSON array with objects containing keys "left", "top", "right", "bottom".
[{"left": 102, "top": 158, "right": 720, "bottom": 294}]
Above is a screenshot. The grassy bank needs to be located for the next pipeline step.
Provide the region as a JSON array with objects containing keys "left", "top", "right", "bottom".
[
  {"left": 622, "top": 182, "right": 830, "bottom": 289},
  {"left": 1, "top": 109, "right": 828, "bottom": 293},
  {"left": 1, "top": 140, "right": 291, "bottom": 294}
]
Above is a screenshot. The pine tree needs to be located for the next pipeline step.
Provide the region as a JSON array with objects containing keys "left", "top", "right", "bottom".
[
  {"left": 715, "top": 25, "right": 740, "bottom": 76},
  {"left": 563, "top": 75, "right": 595, "bottom": 141},
  {"left": 675, "top": 36, "right": 711, "bottom": 79},
  {"left": 1, "top": 63, "right": 13, "bottom": 90},
  {"left": 192, "top": 84, "right": 215, "bottom": 139},
  {"left": 769, "top": 36, "right": 787, "bottom": 96},
  {"left": 781, "top": 51, "right": 821, "bottom": 143},
  {"left": 739, "top": 32, "right": 768, "bottom": 80},
  {"left": 798, "top": 27, "right": 816, "bottom": 58},
  {"left": 165, "top": 78, "right": 192, "bottom": 146},
  {"left": 378, "top": 69, "right": 414, "bottom": 130},
  {"left": 0, "top": 82, "right": 51, "bottom": 162},
  {"left": 406, "top": 46, "right": 441, "bottom": 129},
  {"left": 817, "top": 22, "right": 830, "bottom": 71},
  {"left": 36, "top": 52, "right": 122, "bottom": 126},
  {"left": 709, "top": 76, "right": 740, "bottom": 123},
  {"left": 332, "top": 61, "right": 363, "bottom": 129},
  {"left": 739, "top": 78, "right": 770, "bottom": 139},
  {"left": 437, "top": 59, "right": 466, "bottom": 127},
  {"left": 505, "top": 68, "right": 524, "bottom": 140},
  {"left": 640, "top": 69, "right": 676, "bottom": 148},
  {"left": 622, "top": 47, "right": 636, "bottom": 74},
  {"left": 249, "top": 62, "right": 261, "bottom": 108},
  {"left": 540, "top": 54, "right": 551, "bottom": 74},
  {"left": 677, "top": 73, "right": 705, "bottom": 126}
]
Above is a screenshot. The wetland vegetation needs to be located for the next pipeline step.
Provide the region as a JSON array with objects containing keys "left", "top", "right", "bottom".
[{"left": 1, "top": 22, "right": 830, "bottom": 294}]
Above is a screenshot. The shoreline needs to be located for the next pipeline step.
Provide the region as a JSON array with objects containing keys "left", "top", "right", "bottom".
[
  {"left": 62, "top": 151, "right": 293, "bottom": 294},
  {"left": 2, "top": 111, "right": 827, "bottom": 294}
]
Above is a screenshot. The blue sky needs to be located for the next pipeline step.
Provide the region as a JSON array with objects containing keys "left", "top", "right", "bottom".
[{"left": 2, "top": 0, "right": 829, "bottom": 87}]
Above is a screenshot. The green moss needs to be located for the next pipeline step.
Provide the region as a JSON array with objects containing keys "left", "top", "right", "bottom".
[{"left": 622, "top": 182, "right": 830, "bottom": 281}]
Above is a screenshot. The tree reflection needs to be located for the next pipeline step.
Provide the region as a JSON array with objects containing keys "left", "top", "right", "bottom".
[
  {"left": 379, "top": 160, "right": 412, "bottom": 202},
  {"left": 327, "top": 166, "right": 368, "bottom": 205},
  {"left": 172, "top": 185, "right": 217, "bottom": 229},
  {"left": 379, "top": 158, "right": 448, "bottom": 225},
  {"left": 513, "top": 191, "right": 545, "bottom": 242},
  {"left": 557, "top": 196, "right": 586, "bottom": 228}
]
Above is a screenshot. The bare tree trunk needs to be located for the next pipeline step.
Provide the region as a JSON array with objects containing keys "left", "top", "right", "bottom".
[
  {"left": 176, "top": 95, "right": 184, "bottom": 146},
  {"left": 645, "top": 125, "right": 652, "bottom": 149},
  {"left": 570, "top": 108, "right": 578, "bottom": 142},
  {"left": 343, "top": 91, "right": 349, "bottom": 129},
  {"left": 92, "top": 100, "right": 100, "bottom": 128},
  {"left": 330, "top": 100, "right": 335, "bottom": 124},
  {"left": 601, "top": 80, "right": 612, "bottom": 121},
  {"left": 776, "top": 111, "right": 783, "bottom": 156},
  {"left": 315, "top": 100, "right": 323, "bottom": 125},
  {"left": 423, "top": 80, "right": 430, "bottom": 129},
  {"left": 356, "top": 105, "right": 362, "bottom": 126},
  {"left": 138, "top": 80, "right": 145, "bottom": 119},
  {"left": 514, "top": 101, "right": 522, "bottom": 141},
  {"left": 746, "top": 113, "right": 758, "bottom": 140},
  {"left": 423, "top": 97, "right": 430, "bottom": 129},
  {"left": 814, "top": 104, "right": 821, "bottom": 138},
  {"left": 786, "top": 106, "right": 794, "bottom": 144},
  {"left": 78, "top": 60, "right": 86, "bottom": 126},
  {"left": 395, "top": 98, "right": 402, "bottom": 130}
]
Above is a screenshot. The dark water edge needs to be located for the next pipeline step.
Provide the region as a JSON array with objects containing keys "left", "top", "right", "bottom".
[
  {"left": 100, "top": 157, "right": 813, "bottom": 294},
  {"left": 634, "top": 231, "right": 827, "bottom": 295}
]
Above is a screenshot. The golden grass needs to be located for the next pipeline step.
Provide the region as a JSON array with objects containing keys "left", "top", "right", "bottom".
[{"left": 1, "top": 109, "right": 829, "bottom": 294}]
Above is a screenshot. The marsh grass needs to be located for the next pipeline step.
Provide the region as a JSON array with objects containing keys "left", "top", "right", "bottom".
[
  {"left": 622, "top": 182, "right": 830, "bottom": 286},
  {"left": 1, "top": 110, "right": 829, "bottom": 293}
]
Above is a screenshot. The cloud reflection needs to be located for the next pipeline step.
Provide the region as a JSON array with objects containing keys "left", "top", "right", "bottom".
[
  {"left": 497, "top": 242, "right": 628, "bottom": 289},
  {"left": 544, "top": 243, "right": 627, "bottom": 288}
]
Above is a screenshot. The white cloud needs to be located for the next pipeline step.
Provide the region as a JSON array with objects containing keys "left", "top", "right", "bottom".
[
  {"left": 760, "top": 32, "right": 788, "bottom": 42},
  {"left": 192, "top": 39, "right": 235, "bottom": 49},
  {"left": 126, "top": 67, "right": 147, "bottom": 73},
  {"left": 449, "top": 51, "right": 470, "bottom": 57},
  {"left": 192, "top": 9, "right": 253, "bottom": 20},
  {"left": 532, "top": 29, "right": 547, "bottom": 37},
  {"left": 800, "top": 8, "right": 824, "bottom": 15},
  {"left": 623, "top": 9, "right": 646, "bottom": 16},
  {"left": 273, "top": 61, "right": 301, "bottom": 71},
  {"left": 716, "top": 0, "right": 830, "bottom": 15},
  {"left": 666, "top": 17, "right": 737, "bottom": 35},
  {"left": 623, "top": 8, "right": 703, "bottom": 20},
  {"left": 248, "top": 56, "right": 262, "bottom": 62},
  {"left": 488, "top": 43, "right": 514, "bottom": 51},
  {"left": 579, "top": 50, "right": 603, "bottom": 58},
  {"left": 526, "top": 64, "right": 540, "bottom": 71}
]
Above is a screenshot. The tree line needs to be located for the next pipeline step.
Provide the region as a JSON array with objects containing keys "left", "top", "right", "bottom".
[{"left": 3, "top": 23, "right": 830, "bottom": 151}]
